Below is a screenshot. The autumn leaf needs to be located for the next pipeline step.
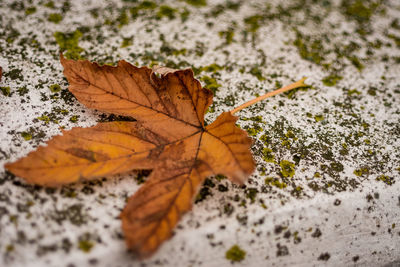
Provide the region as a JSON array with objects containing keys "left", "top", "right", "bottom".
[{"left": 5, "top": 54, "right": 307, "bottom": 258}]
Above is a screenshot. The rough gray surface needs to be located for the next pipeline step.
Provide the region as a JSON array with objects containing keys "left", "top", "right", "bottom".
[{"left": 0, "top": 0, "right": 400, "bottom": 266}]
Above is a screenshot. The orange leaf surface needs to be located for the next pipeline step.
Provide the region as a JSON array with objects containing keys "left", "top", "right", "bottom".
[{"left": 5, "top": 55, "right": 255, "bottom": 258}]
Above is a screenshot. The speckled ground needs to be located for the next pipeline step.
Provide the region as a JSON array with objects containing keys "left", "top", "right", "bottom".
[{"left": 1, "top": 0, "right": 400, "bottom": 266}]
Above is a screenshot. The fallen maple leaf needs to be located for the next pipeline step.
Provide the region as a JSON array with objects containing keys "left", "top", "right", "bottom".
[{"left": 5, "top": 54, "right": 307, "bottom": 258}]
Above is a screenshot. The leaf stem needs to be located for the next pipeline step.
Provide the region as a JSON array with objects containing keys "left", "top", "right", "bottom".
[{"left": 230, "top": 77, "right": 308, "bottom": 114}]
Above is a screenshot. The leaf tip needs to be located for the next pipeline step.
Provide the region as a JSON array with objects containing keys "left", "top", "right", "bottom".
[
  {"left": 3, "top": 161, "right": 21, "bottom": 182},
  {"left": 4, "top": 161, "right": 12, "bottom": 172}
]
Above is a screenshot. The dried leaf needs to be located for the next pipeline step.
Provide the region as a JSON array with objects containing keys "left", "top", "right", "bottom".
[{"left": 5, "top": 55, "right": 255, "bottom": 258}]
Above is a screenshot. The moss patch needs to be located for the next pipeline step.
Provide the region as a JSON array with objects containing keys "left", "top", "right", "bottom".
[
  {"left": 49, "top": 84, "right": 61, "bottom": 93},
  {"left": 225, "top": 245, "right": 246, "bottom": 262},
  {"left": 54, "top": 30, "right": 84, "bottom": 60},
  {"left": 185, "top": 0, "right": 207, "bottom": 7},
  {"left": 1, "top": 87, "right": 11, "bottom": 96},
  {"left": 78, "top": 240, "right": 94, "bottom": 253},
  {"left": 322, "top": 74, "right": 343, "bottom": 87},
  {"left": 376, "top": 175, "right": 394, "bottom": 185},
  {"left": 262, "top": 148, "right": 275, "bottom": 163},
  {"left": 20, "top": 132, "right": 32, "bottom": 141},
  {"left": 280, "top": 160, "right": 295, "bottom": 178},
  {"left": 200, "top": 76, "right": 221, "bottom": 94},
  {"left": 48, "top": 13, "right": 63, "bottom": 23}
]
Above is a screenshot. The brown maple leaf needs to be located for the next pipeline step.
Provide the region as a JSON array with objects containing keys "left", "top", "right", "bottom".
[{"left": 5, "top": 54, "right": 307, "bottom": 258}]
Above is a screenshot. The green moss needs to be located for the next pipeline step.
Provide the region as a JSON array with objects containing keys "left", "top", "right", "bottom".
[
  {"left": 367, "top": 87, "right": 376, "bottom": 96},
  {"left": 17, "top": 127, "right": 46, "bottom": 143},
  {"left": 241, "top": 116, "right": 264, "bottom": 123},
  {"left": 376, "top": 175, "right": 394, "bottom": 185},
  {"left": 314, "top": 114, "right": 324, "bottom": 122},
  {"left": 185, "top": 0, "right": 207, "bottom": 7},
  {"left": 285, "top": 130, "right": 297, "bottom": 139},
  {"left": 5, "top": 68, "right": 23, "bottom": 81},
  {"left": 209, "top": 0, "right": 240, "bottom": 16},
  {"left": 249, "top": 66, "right": 265, "bottom": 81},
  {"left": 348, "top": 56, "right": 364, "bottom": 71},
  {"left": 223, "top": 203, "right": 234, "bottom": 215},
  {"left": 265, "top": 177, "right": 287, "bottom": 189},
  {"left": 61, "top": 1, "right": 71, "bottom": 13},
  {"left": 25, "top": 7, "right": 37, "bottom": 15},
  {"left": 21, "top": 132, "right": 32, "bottom": 141},
  {"left": 225, "top": 245, "right": 246, "bottom": 262},
  {"left": 341, "top": 0, "right": 383, "bottom": 36},
  {"left": 139, "top": 1, "right": 157, "bottom": 9},
  {"left": 121, "top": 37, "right": 133, "bottom": 48},
  {"left": 341, "top": 0, "right": 379, "bottom": 24},
  {"left": 280, "top": 160, "right": 295, "bottom": 178},
  {"left": 293, "top": 35, "right": 325, "bottom": 65},
  {"left": 17, "top": 86, "right": 29, "bottom": 96},
  {"left": 49, "top": 84, "right": 61, "bottom": 93},
  {"left": 48, "top": 13, "right": 63, "bottom": 23},
  {"left": 78, "top": 240, "right": 94, "bottom": 253},
  {"left": 69, "top": 115, "right": 79, "bottom": 123},
  {"left": 293, "top": 29, "right": 368, "bottom": 72},
  {"left": 44, "top": 1, "right": 55, "bottom": 8},
  {"left": 5, "top": 27, "right": 20, "bottom": 43},
  {"left": 292, "top": 186, "right": 303, "bottom": 198},
  {"left": 180, "top": 8, "right": 190, "bottom": 22},
  {"left": 245, "top": 188, "right": 258, "bottom": 203},
  {"left": 1, "top": 86, "right": 11, "bottom": 96},
  {"left": 9, "top": 215, "right": 18, "bottom": 225},
  {"left": 159, "top": 43, "right": 187, "bottom": 56},
  {"left": 391, "top": 19, "right": 400, "bottom": 30},
  {"left": 322, "top": 74, "right": 342, "bottom": 86},
  {"left": 244, "top": 15, "right": 262, "bottom": 32},
  {"left": 262, "top": 148, "right": 275, "bottom": 163},
  {"left": 353, "top": 167, "right": 369, "bottom": 177},
  {"left": 157, "top": 5, "right": 177, "bottom": 20},
  {"left": 50, "top": 203, "right": 88, "bottom": 226},
  {"left": 388, "top": 34, "right": 400, "bottom": 47},
  {"left": 201, "top": 63, "right": 223, "bottom": 73},
  {"left": 219, "top": 29, "right": 234, "bottom": 44},
  {"left": 330, "top": 162, "right": 344, "bottom": 172},
  {"left": 5, "top": 244, "right": 14, "bottom": 253},
  {"left": 130, "top": 0, "right": 156, "bottom": 17},
  {"left": 117, "top": 10, "right": 129, "bottom": 27},
  {"left": 281, "top": 140, "right": 291, "bottom": 148},
  {"left": 54, "top": 30, "right": 84, "bottom": 60},
  {"left": 260, "top": 134, "right": 271, "bottom": 144},
  {"left": 348, "top": 89, "right": 361, "bottom": 95},
  {"left": 37, "top": 115, "right": 50, "bottom": 124},
  {"left": 55, "top": 107, "right": 69, "bottom": 116},
  {"left": 245, "top": 124, "right": 263, "bottom": 137},
  {"left": 200, "top": 76, "right": 221, "bottom": 94}
]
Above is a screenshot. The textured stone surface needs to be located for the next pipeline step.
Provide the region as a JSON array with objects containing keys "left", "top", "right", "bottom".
[{"left": 0, "top": 0, "right": 399, "bottom": 266}]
